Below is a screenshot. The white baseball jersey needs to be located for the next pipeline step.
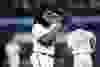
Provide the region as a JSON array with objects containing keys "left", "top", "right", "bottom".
[
  {"left": 32, "top": 24, "right": 56, "bottom": 54},
  {"left": 66, "top": 29, "right": 95, "bottom": 50},
  {"left": 65, "top": 29, "right": 95, "bottom": 67},
  {"left": 32, "top": 24, "right": 56, "bottom": 67},
  {"left": 32, "top": 24, "right": 56, "bottom": 39}
]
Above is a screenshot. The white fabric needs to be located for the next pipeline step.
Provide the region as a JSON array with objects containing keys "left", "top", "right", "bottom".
[
  {"left": 32, "top": 24, "right": 55, "bottom": 57},
  {"left": 6, "top": 42, "right": 20, "bottom": 56},
  {"left": 32, "top": 24, "right": 58, "bottom": 67},
  {"left": 31, "top": 52, "right": 54, "bottom": 67},
  {"left": 9, "top": 55, "right": 20, "bottom": 67},
  {"left": 64, "top": 29, "right": 94, "bottom": 67},
  {"left": 74, "top": 54, "right": 93, "bottom": 67},
  {"left": 30, "top": 52, "right": 40, "bottom": 67},
  {"left": 32, "top": 39, "right": 55, "bottom": 56},
  {"left": 32, "top": 31, "right": 55, "bottom": 67},
  {"left": 6, "top": 43, "right": 20, "bottom": 67},
  {"left": 32, "top": 24, "right": 56, "bottom": 39},
  {"left": 39, "top": 53, "right": 54, "bottom": 67},
  {"left": 66, "top": 29, "right": 95, "bottom": 50}
]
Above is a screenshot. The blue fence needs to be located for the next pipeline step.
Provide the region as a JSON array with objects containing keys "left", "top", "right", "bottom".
[{"left": 0, "top": 16, "right": 32, "bottom": 32}]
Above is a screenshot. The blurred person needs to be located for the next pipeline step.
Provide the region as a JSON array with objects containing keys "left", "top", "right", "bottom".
[
  {"left": 0, "top": 32, "right": 15, "bottom": 67},
  {"left": 5, "top": 32, "right": 33, "bottom": 67},
  {"left": 64, "top": 29, "right": 95, "bottom": 67}
]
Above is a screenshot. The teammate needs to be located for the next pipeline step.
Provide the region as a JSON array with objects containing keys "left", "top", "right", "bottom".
[{"left": 64, "top": 29, "right": 96, "bottom": 67}]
